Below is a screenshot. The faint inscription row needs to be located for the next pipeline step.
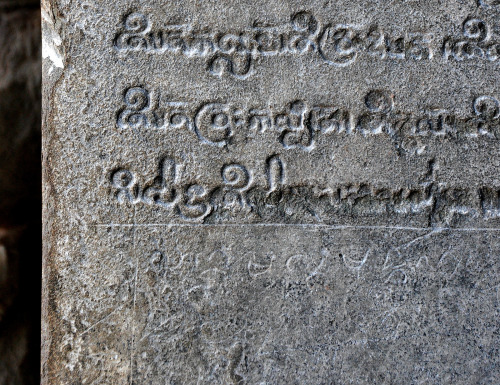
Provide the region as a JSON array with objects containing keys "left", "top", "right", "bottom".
[{"left": 123, "top": 227, "right": 499, "bottom": 383}]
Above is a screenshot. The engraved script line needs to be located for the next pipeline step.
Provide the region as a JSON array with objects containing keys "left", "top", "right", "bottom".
[
  {"left": 90, "top": 223, "right": 500, "bottom": 231},
  {"left": 114, "top": 13, "right": 500, "bottom": 78}
]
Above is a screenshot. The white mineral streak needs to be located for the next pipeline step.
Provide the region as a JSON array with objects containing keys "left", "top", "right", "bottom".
[{"left": 41, "top": 10, "right": 63, "bottom": 70}]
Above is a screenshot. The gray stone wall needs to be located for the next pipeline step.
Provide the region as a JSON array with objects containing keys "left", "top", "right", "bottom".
[{"left": 42, "top": 1, "right": 500, "bottom": 383}]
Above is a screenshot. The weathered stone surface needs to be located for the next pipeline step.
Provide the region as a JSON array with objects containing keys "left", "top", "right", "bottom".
[{"left": 43, "top": 0, "right": 500, "bottom": 383}]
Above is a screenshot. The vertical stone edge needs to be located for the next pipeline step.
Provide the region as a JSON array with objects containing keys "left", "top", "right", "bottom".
[{"left": 41, "top": 0, "right": 64, "bottom": 383}]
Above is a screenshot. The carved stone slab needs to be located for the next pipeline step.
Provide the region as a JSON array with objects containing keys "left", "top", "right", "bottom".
[{"left": 42, "top": 0, "right": 500, "bottom": 383}]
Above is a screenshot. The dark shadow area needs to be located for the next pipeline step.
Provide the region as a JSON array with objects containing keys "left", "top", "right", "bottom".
[{"left": 0, "top": 0, "right": 41, "bottom": 384}]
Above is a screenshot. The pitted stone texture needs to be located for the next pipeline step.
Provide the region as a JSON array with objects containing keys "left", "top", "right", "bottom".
[{"left": 43, "top": 0, "right": 500, "bottom": 384}]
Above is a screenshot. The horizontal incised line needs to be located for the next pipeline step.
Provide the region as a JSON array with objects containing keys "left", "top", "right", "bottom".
[{"left": 90, "top": 223, "right": 500, "bottom": 231}]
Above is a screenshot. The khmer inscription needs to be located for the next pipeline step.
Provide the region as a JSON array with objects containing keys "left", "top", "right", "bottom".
[
  {"left": 43, "top": 1, "right": 500, "bottom": 384},
  {"left": 108, "top": 154, "right": 500, "bottom": 226},
  {"left": 115, "top": 12, "right": 500, "bottom": 78},
  {"left": 443, "top": 18, "right": 500, "bottom": 62},
  {"left": 66, "top": 226, "right": 500, "bottom": 384},
  {"left": 117, "top": 85, "right": 500, "bottom": 150}
]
